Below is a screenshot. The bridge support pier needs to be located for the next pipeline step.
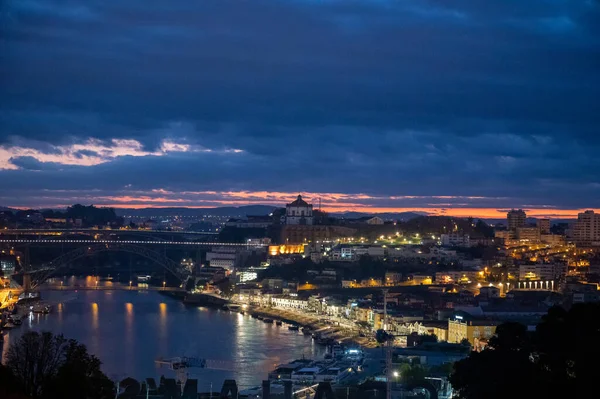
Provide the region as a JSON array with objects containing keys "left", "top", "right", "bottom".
[{"left": 22, "top": 273, "right": 32, "bottom": 292}]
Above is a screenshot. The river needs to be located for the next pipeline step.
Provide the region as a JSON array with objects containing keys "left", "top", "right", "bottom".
[{"left": 2, "top": 279, "right": 325, "bottom": 391}]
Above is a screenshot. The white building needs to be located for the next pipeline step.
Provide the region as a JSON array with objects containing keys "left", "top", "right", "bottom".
[
  {"left": 206, "top": 246, "right": 239, "bottom": 271},
  {"left": 285, "top": 195, "right": 313, "bottom": 225},
  {"left": 441, "top": 233, "right": 471, "bottom": 247},
  {"left": 519, "top": 264, "right": 567, "bottom": 281},
  {"left": 271, "top": 295, "right": 308, "bottom": 310},
  {"left": 237, "top": 270, "right": 258, "bottom": 283},
  {"left": 572, "top": 210, "right": 600, "bottom": 245}
]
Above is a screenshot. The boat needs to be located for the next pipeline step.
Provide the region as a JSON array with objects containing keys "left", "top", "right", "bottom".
[
  {"left": 275, "top": 320, "right": 283, "bottom": 326},
  {"left": 182, "top": 293, "right": 228, "bottom": 307},
  {"left": 2, "top": 322, "right": 16, "bottom": 329},
  {"left": 9, "top": 315, "right": 22, "bottom": 326},
  {"left": 263, "top": 318, "right": 274, "bottom": 324},
  {"left": 33, "top": 304, "right": 51, "bottom": 314},
  {"left": 302, "top": 327, "right": 312, "bottom": 335},
  {"left": 288, "top": 325, "right": 300, "bottom": 331},
  {"left": 251, "top": 314, "right": 259, "bottom": 319}
]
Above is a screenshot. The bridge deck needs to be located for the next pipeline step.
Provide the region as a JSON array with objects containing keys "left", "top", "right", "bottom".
[{"left": 0, "top": 239, "right": 265, "bottom": 246}]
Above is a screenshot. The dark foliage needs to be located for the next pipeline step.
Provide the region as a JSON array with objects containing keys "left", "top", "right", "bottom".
[
  {"left": 450, "top": 303, "right": 600, "bottom": 399},
  {"left": 1, "top": 331, "right": 114, "bottom": 399}
]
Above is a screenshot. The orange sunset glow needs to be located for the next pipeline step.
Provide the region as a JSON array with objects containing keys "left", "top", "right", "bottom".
[{"left": 47, "top": 190, "right": 598, "bottom": 219}]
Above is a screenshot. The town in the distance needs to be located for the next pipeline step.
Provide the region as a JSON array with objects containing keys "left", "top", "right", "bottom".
[{"left": 1, "top": 196, "right": 599, "bottom": 398}]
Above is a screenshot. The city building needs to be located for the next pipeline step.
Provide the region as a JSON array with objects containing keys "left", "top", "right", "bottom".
[
  {"left": 435, "top": 271, "right": 481, "bottom": 284},
  {"left": 537, "top": 218, "right": 551, "bottom": 234},
  {"left": 447, "top": 312, "right": 500, "bottom": 346},
  {"left": 440, "top": 233, "right": 471, "bottom": 247},
  {"left": 540, "top": 234, "right": 565, "bottom": 246},
  {"left": 385, "top": 271, "right": 402, "bottom": 286},
  {"left": 518, "top": 263, "right": 567, "bottom": 281},
  {"left": 0, "top": 256, "right": 16, "bottom": 274},
  {"left": 285, "top": 195, "right": 313, "bottom": 225},
  {"left": 478, "top": 286, "right": 500, "bottom": 299},
  {"left": 236, "top": 270, "right": 259, "bottom": 283},
  {"left": 271, "top": 295, "right": 308, "bottom": 310},
  {"left": 572, "top": 210, "right": 600, "bottom": 245},
  {"left": 206, "top": 246, "right": 244, "bottom": 272},
  {"left": 507, "top": 209, "right": 526, "bottom": 231},
  {"left": 516, "top": 227, "right": 541, "bottom": 243},
  {"left": 268, "top": 244, "right": 305, "bottom": 256}
]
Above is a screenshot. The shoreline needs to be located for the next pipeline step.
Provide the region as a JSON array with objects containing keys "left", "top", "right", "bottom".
[
  {"left": 157, "top": 290, "right": 378, "bottom": 348},
  {"left": 244, "top": 306, "right": 377, "bottom": 348}
]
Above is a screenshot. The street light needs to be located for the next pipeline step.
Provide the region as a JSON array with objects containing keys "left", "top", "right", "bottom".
[
  {"left": 129, "top": 280, "right": 132, "bottom": 290},
  {"left": 163, "top": 281, "right": 166, "bottom": 290}
]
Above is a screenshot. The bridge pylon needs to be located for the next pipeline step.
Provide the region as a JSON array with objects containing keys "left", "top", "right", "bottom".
[{"left": 22, "top": 272, "right": 32, "bottom": 292}]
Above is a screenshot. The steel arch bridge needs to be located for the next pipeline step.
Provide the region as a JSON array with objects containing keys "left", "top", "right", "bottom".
[{"left": 29, "top": 242, "right": 188, "bottom": 290}]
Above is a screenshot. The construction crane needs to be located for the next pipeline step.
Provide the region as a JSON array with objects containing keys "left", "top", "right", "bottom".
[{"left": 155, "top": 356, "right": 233, "bottom": 393}]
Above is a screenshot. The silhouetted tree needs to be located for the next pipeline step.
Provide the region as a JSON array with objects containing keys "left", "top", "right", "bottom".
[
  {"left": 450, "top": 304, "right": 600, "bottom": 399},
  {"left": 5, "top": 332, "right": 68, "bottom": 398},
  {"left": 4, "top": 331, "right": 114, "bottom": 399},
  {"left": 44, "top": 340, "right": 114, "bottom": 399}
]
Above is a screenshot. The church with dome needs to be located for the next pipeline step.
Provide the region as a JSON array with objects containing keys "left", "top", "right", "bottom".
[{"left": 285, "top": 195, "right": 313, "bottom": 225}]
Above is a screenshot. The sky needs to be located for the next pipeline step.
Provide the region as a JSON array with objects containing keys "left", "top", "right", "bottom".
[{"left": 1, "top": 0, "right": 599, "bottom": 218}]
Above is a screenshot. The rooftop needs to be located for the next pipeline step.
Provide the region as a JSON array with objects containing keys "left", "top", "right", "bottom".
[{"left": 288, "top": 195, "right": 310, "bottom": 207}]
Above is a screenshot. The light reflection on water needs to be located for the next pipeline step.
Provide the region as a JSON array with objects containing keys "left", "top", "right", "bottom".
[{"left": 2, "top": 287, "right": 324, "bottom": 388}]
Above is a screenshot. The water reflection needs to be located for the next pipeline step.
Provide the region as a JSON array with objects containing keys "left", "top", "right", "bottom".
[
  {"left": 5, "top": 286, "right": 325, "bottom": 387},
  {"left": 125, "top": 302, "right": 135, "bottom": 374}
]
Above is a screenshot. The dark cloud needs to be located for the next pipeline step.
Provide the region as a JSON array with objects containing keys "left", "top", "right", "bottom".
[{"left": 0, "top": 0, "right": 599, "bottom": 210}]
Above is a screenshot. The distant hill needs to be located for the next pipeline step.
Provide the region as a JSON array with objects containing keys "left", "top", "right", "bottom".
[
  {"left": 114, "top": 205, "right": 278, "bottom": 218},
  {"left": 114, "top": 207, "right": 427, "bottom": 220}
]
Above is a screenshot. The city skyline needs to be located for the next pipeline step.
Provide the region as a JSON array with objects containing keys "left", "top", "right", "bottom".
[{"left": 2, "top": 1, "right": 599, "bottom": 215}]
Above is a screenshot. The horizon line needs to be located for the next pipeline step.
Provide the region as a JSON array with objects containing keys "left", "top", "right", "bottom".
[{"left": 5, "top": 203, "right": 598, "bottom": 219}]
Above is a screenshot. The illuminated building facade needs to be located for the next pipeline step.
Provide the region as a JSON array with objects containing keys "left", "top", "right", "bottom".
[
  {"left": 518, "top": 263, "right": 566, "bottom": 281},
  {"left": 268, "top": 244, "right": 305, "bottom": 256},
  {"left": 285, "top": 195, "right": 313, "bottom": 225},
  {"left": 447, "top": 312, "right": 499, "bottom": 346}
]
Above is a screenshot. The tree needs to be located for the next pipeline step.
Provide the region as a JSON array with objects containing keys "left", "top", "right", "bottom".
[
  {"left": 5, "top": 332, "right": 68, "bottom": 398},
  {"left": 533, "top": 303, "right": 600, "bottom": 398},
  {"left": 451, "top": 323, "right": 538, "bottom": 399},
  {"left": 44, "top": 340, "right": 114, "bottom": 399},
  {"left": 397, "top": 364, "right": 428, "bottom": 385},
  {"left": 4, "top": 331, "right": 114, "bottom": 399},
  {"left": 450, "top": 304, "right": 600, "bottom": 399}
]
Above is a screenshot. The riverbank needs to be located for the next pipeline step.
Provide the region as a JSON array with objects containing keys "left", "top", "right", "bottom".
[
  {"left": 158, "top": 290, "right": 378, "bottom": 348},
  {"left": 246, "top": 306, "right": 377, "bottom": 348}
]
